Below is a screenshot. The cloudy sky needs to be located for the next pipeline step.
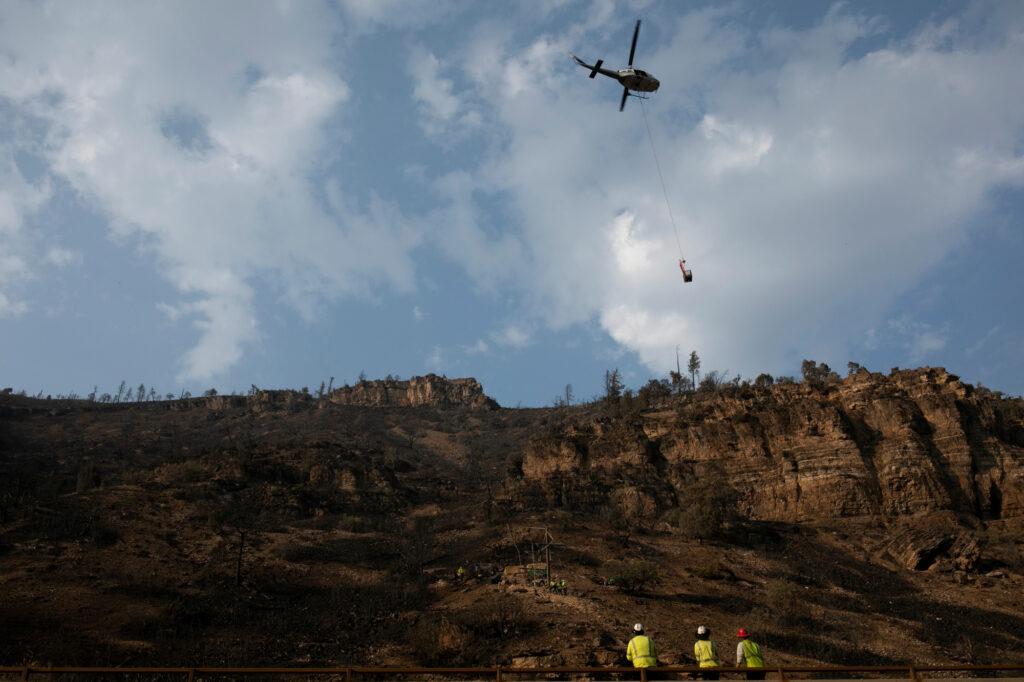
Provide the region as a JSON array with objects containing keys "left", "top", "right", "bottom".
[{"left": 1, "top": 0, "right": 1022, "bottom": 405}]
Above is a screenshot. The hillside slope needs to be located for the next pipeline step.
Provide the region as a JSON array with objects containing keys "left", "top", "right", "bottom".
[{"left": 1, "top": 370, "right": 1022, "bottom": 667}]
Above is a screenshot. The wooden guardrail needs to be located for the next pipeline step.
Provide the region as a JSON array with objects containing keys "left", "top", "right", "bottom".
[{"left": 1, "top": 665, "right": 1024, "bottom": 681}]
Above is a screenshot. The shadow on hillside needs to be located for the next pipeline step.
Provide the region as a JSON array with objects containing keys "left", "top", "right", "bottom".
[
  {"left": 276, "top": 535, "right": 399, "bottom": 567},
  {"left": 112, "top": 573, "right": 436, "bottom": 666},
  {"left": 758, "top": 629, "right": 903, "bottom": 666},
  {"left": 772, "top": 531, "right": 1024, "bottom": 658}
]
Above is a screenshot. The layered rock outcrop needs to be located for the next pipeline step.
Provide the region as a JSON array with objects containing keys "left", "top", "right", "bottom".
[
  {"left": 515, "top": 368, "right": 1024, "bottom": 525},
  {"left": 243, "top": 375, "right": 498, "bottom": 411},
  {"left": 0, "top": 375, "right": 499, "bottom": 417},
  {"left": 327, "top": 374, "right": 499, "bottom": 409}
]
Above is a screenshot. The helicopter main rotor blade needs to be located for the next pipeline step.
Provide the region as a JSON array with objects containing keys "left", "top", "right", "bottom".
[
  {"left": 619, "top": 87, "right": 630, "bottom": 112},
  {"left": 628, "top": 19, "right": 641, "bottom": 66}
]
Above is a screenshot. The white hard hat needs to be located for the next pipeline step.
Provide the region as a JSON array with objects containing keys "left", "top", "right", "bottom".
[
  {"left": 633, "top": 623, "right": 644, "bottom": 633},
  {"left": 696, "top": 625, "right": 709, "bottom": 636}
]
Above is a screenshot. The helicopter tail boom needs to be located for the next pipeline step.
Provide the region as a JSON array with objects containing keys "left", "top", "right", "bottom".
[{"left": 571, "top": 54, "right": 617, "bottom": 80}]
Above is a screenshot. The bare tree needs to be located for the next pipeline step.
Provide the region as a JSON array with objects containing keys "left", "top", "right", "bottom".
[
  {"left": 604, "top": 369, "right": 622, "bottom": 403},
  {"left": 210, "top": 487, "right": 269, "bottom": 586}
]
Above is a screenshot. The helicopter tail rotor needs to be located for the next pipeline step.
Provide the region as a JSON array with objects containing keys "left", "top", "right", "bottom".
[{"left": 589, "top": 59, "right": 603, "bottom": 78}]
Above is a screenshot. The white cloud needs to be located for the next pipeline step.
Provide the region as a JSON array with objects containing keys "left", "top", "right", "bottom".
[
  {"left": 876, "top": 316, "right": 949, "bottom": 363},
  {"left": 492, "top": 323, "right": 531, "bottom": 349},
  {"left": 609, "top": 212, "right": 658, "bottom": 276},
  {"left": 442, "top": 5, "right": 1024, "bottom": 378},
  {"left": 408, "top": 47, "right": 466, "bottom": 138},
  {"left": 462, "top": 339, "right": 489, "bottom": 355},
  {"left": 0, "top": 291, "right": 28, "bottom": 317},
  {"left": 425, "top": 345, "right": 444, "bottom": 371},
  {"left": 910, "top": 329, "right": 948, "bottom": 361},
  {"left": 180, "top": 283, "right": 260, "bottom": 381},
  {"left": 337, "top": 0, "right": 456, "bottom": 31},
  {"left": 698, "top": 115, "right": 774, "bottom": 177},
  {"left": 156, "top": 301, "right": 184, "bottom": 322},
  {"left": 44, "top": 248, "right": 82, "bottom": 267},
  {"left": 0, "top": 1, "right": 420, "bottom": 380},
  {"left": 600, "top": 304, "right": 694, "bottom": 370},
  {"left": 426, "top": 170, "right": 526, "bottom": 289},
  {"left": 966, "top": 325, "right": 1001, "bottom": 358},
  {"left": 413, "top": 305, "right": 426, "bottom": 321},
  {"left": 0, "top": 147, "right": 51, "bottom": 316}
]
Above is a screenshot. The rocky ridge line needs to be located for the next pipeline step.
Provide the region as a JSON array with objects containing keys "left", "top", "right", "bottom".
[{"left": 513, "top": 367, "right": 1023, "bottom": 555}]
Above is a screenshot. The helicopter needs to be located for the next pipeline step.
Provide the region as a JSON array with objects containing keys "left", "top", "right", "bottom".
[{"left": 571, "top": 19, "right": 660, "bottom": 111}]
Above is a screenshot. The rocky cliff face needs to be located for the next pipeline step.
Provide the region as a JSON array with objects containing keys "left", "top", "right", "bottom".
[
  {"left": 0, "top": 375, "right": 499, "bottom": 418},
  {"left": 327, "top": 374, "right": 499, "bottom": 409},
  {"left": 516, "top": 368, "right": 1024, "bottom": 526}
]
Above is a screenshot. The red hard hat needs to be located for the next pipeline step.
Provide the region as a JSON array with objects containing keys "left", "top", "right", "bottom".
[{"left": 737, "top": 628, "right": 749, "bottom": 638}]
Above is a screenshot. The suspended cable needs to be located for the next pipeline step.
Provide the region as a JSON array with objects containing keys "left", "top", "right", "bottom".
[{"left": 639, "top": 97, "right": 684, "bottom": 261}]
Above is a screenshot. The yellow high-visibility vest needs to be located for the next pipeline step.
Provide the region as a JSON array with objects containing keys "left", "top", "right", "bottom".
[
  {"left": 694, "top": 639, "right": 719, "bottom": 668},
  {"left": 627, "top": 635, "right": 658, "bottom": 668},
  {"left": 742, "top": 640, "right": 764, "bottom": 668}
]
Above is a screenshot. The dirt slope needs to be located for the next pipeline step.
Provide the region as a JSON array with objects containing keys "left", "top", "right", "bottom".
[{"left": 1, "top": 369, "right": 1022, "bottom": 667}]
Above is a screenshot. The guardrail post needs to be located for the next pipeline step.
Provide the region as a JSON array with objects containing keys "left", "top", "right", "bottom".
[
  {"left": 20, "top": 667, "right": 29, "bottom": 682},
  {"left": 909, "top": 666, "right": 919, "bottom": 682},
  {"left": 496, "top": 665, "right": 502, "bottom": 682},
  {"left": 186, "top": 668, "right": 195, "bottom": 682},
  {"left": 777, "top": 667, "right": 787, "bottom": 682},
  {"left": 346, "top": 667, "right": 352, "bottom": 682},
  {"left": 640, "top": 667, "right": 648, "bottom": 682}
]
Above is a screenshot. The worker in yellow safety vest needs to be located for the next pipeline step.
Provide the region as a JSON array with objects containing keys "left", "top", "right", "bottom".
[
  {"left": 626, "top": 623, "right": 659, "bottom": 668},
  {"left": 693, "top": 625, "right": 720, "bottom": 680},
  {"left": 735, "top": 628, "right": 765, "bottom": 680}
]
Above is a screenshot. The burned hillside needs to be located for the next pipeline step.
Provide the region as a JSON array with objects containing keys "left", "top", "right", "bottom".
[{"left": 1, "top": 369, "right": 1023, "bottom": 667}]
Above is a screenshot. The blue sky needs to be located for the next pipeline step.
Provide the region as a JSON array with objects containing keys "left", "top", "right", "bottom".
[{"left": 1, "top": 0, "right": 1022, "bottom": 406}]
